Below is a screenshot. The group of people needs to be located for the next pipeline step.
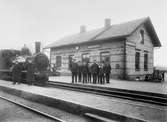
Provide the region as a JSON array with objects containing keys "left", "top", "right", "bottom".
[
  {"left": 70, "top": 60, "right": 111, "bottom": 84},
  {"left": 11, "top": 59, "right": 35, "bottom": 85}
]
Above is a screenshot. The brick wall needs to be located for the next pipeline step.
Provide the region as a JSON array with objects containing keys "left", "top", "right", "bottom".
[
  {"left": 126, "top": 24, "right": 154, "bottom": 80},
  {"left": 50, "top": 40, "right": 125, "bottom": 78}
]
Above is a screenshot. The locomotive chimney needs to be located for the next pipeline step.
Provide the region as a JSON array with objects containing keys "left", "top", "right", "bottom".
[
  {"left": 80, "top": 25, "right": 86, "bottom": 33},
  {"left": 104, "top": 18, "right": 111, "bottom": 28},
  {"left": 35, "top": 41, "right": 41, "bottom": 53}
]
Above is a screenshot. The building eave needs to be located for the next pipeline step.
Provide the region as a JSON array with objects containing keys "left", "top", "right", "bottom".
[
  {"left": 145, "top": 18, "right": 161, "bottom": 47},
  {"left": 49, "top": 37, "right": 126, "bottom": 50}
]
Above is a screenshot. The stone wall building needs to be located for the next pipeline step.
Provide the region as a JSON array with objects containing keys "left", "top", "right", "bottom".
[{"left": 45, "top": 17, "right": 161, "bottom": 80}]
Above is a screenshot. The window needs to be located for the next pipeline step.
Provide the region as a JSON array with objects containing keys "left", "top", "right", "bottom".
[
  {"left": 115, "top": 64, "right": 120, "bottom": 69},
  {"left": 56, "top": 56, "right": 61, "bottom": 67},
  {"left": 68, "top": 55, "right": 73, "bottom": 69},
  {"left": 135, "top": 52, "right": 140, "bottom": 71},
  {"left": 100, "top": 52, "right": 110, "bottom": 63},
  {"left": 140, "top": 29, "right": 144, "bottom": 44},
  {"left": 82, "top": 53, "right": 90, "bottom": 63},
  {"left": 144, "top": 53, "right": 148, "bottom": 71}
]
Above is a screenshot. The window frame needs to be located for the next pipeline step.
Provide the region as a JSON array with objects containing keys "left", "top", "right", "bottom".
[
  {"left": 100, "top": 51, "right": 110, "bottom": 63},
  {"left": 68, "top": 55, "right": 74, "bottom": 69},
  {"left": 135, "top": 51, "right": 140, "bottom": 71},
  {"left": 144, "top": 52, "right": 148, "bottom": 71},
  {"left": 140, "top": 29, "right": 144, "bottom": 44},
  {"left": 82, "top": 53, "right": 90, "bottom": 63},
  {"left": 56, "top": 55, "right": 62, "bottom": 67}
]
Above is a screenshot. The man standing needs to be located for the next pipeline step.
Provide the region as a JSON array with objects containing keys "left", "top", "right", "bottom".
[
  {"left": 70, "top": 59, "right": 78, "bottom": 83},
  {"left": 91, "top": 60, "right": 99, "bottom": 84},
  {"left": 26, "top": 59, "right": 35, "bottom": 85},
  {"left": 162, "top": 72, "right": 165, "bottom": 81},
  {"left": 101, "top": 62, "right": 105, "bottom": 84},
  {"left": 82, "top": 61, "right": 88, "bottom": 84},
  {"left": 77, "top": 60, "right": 82, "bottom": 83},
  {"left": 12, "top": 61, "right": 22, "bottom": 84},
  {"left": 87, "top": 63, "right": 92, "bottom": 83},
  {"left": 99, "top": 63, "right": 105, "bottom": 84},
  {"left": 104, "top": 62, "right": 111, "bottom": 83}
]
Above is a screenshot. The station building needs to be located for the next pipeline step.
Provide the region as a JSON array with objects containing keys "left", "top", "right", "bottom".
[{"left": 45, "top": 17, "right": 161, "bottom": 80}]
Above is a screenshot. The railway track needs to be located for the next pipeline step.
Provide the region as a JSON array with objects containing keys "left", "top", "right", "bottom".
[
  {"left": 48, "top": 81, "right": 167, "bottom": 106},
  {"left": 0, "top": 95, "right": 66, "bottom": 122}
]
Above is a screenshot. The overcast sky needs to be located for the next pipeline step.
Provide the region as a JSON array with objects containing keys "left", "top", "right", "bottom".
[{"left": 0, "top": 0, "right": 166, "bottom": 66}]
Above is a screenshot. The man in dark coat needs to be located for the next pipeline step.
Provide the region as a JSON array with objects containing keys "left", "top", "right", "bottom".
[
  {"left": 82, "top": 61, "right": 88, "bottom": 84},
  {"left": 104, "top": 62, "right": 111, "bottom": 83},
  {"left": 91, "top": 60, "right": 99, "bottom": 84},
  {"left": 26, "top": 60, "right": 35, "bottom": 85},
  {"left": 87, "top": 63, "right": 92, "bottom": 83},
  {"left": 12, "top": 61, "right": 22, "bottom": 84},
  {"left": 77, "top": 61, "right": 82, "bottom": 82},
  {"left": 70, "top": 59, "right": 78, "bottom": 83},
  {"left": 97, "top": 64, "right": 99, "bottom": 84},
  {"left": 99, "top": 63, "right": 105, "bottom": 84},
  {"left": 162, "top": 72, "right": 165, "bottom": 81}
]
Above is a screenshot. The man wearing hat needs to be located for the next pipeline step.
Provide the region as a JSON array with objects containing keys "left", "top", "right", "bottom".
[
  {"left": 12, "top": 61, "right": 22, "bottom": 84},
  {"left": 82, "top": 61, "right": 88, "bottom": 83},
  {"left": 104, "top": 62, "right": 111, "bottom": 83},
  {"left": 26, "top": 59, "right": 35, "bottom": 85},
  {"left": 91, "top": 60, "right": 99, "bottom": 84},
  {"left": 70, "top": 58, "right": 78, "bottom": 83},
  {"left": 77, "top": 60, "right": 82, "bottom": 83}
]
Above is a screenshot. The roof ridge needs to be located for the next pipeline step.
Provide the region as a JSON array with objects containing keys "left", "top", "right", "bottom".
[
  {"left": 76, "top": 17, "right": 149, "bottom": 42},
  {"left": 113, "top": 17, "right": 149, "bottom": 26},
  {"left": 72, "top": 17, "right": 149, "bottom": 38},
  {"left": 87, "top": 27, "right": 111, "bottom": 42}
]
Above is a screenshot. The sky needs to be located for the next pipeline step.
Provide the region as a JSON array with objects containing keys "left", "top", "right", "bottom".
[{"left": 0, "top": 0, "right": 166, "bottom": 67}]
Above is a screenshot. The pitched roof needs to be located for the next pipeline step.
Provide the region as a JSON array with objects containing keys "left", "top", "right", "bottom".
[
  {"left": 45, "top": 17, "right": 161, "bottom": 48},
  {"left": 95, "top": 17, "right": 147, "bottom": 41},
  {"left": 45, "top": 27, "right": 106, "bottom": 49}
]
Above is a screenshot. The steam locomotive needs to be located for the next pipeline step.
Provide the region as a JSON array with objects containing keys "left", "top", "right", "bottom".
[{"left": 0, "top": 49, "right": 49, "bottom": 85}]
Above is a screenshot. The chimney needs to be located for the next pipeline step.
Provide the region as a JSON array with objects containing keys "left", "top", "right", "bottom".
[
  {"left": 35, "top": 41, "right": 41, "bottom": 54},
  {"left": 104, "top": 18, "right": 111, "bottom": 28},
  {"left": 80, "top": 25, "right": 86, "bottom": 33}
]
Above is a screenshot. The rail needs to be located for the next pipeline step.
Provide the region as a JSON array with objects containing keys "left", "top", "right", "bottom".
[
  {"left": 0, "top": 95, "right": 66, "bottom": 122},
  {"left": 48, "top": 81, "right": 167, "bottom": 106}
]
